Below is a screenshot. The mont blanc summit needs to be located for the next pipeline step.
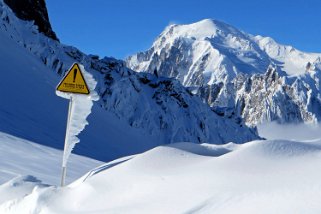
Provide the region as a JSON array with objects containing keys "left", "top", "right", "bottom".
[
  {"left": 127, "top": 19, "right": 272, "bottom": 85},
  {"left": 127, "top": 19, "right": 321, "bottom": 125}
]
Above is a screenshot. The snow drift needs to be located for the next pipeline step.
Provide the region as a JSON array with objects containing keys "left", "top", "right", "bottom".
[{"left": 1, "top": 139, "right": 321, "bottom": 213}]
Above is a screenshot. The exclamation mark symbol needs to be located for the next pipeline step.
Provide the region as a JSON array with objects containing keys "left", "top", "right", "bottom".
[{"left": 73, "top": 69, "right": 77, "bottom": 83}]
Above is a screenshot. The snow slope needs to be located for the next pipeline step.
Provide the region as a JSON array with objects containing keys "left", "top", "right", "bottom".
[
  {"left": 253, "top": 35, "right": 321, "bottom": 76},
  {"left": 2, "top": 139, "right": 321, "bottom": 213},
  {"left": 0, "top": 131, "right": 101, "bottom": 185},
  {"left": 0, "top": 12, "right": 162, "bottom": 161}
]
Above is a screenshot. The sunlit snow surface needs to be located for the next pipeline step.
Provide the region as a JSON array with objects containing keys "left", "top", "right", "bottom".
[
  {"left": 258, "top": 122, "right": 321, "bottom": 142},
  {"left": 1, "top": 135, "right": 321, "bottom": 213},
  {"left": 0, "top": 132, "right": 102, "bottom": 186}
]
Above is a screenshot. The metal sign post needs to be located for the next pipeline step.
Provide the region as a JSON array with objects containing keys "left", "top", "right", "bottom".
[
  {"left": 56, "top": 63, "right": 90, "bottom": 187},
  {"left": 60, "top": 96, "right": 73, "bottom": 186}
]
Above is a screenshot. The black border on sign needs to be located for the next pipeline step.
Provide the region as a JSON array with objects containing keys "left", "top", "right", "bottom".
[{"left": 56, "top": 63, "right": 90, "bottom": 95}]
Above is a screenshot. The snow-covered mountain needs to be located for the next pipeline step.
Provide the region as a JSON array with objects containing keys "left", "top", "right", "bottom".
[
  {"left": 127, "top": 19, "right": 273, "bottom": 85},
  {"left": 3, "top": 0, "right": 58, "bottom": 40},
  {"left": 2, "top": 2, "right": 321, "bottom": 213},
  {"left": 253, "top": 35, "right": 321, "bottom": 76},
  {"left": 127, "top": 19, "right": 321, "bottom": 125},
  {"left": 0, "top": 1, "right": 258, "bottom": 161}
]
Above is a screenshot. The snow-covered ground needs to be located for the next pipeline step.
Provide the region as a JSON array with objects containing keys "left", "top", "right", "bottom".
[
  {"left": 258, "top": 122, "right": 321, "bottom": 142},
  {"left": 0, "top": 131, "right": 102, "bottom": 186},
  {"left": 1, "top": 133, "right": 321, "bottom": 213}
]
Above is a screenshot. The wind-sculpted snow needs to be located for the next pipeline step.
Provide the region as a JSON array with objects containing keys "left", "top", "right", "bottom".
[
  {"left": 0, "top": 176, "right": 44, "bottom": 204},
  {"left": 56, "top": 64, "right": 99, "bottom": 168},
  {"left": 0, "top": 1, "right": 259, "bottom": 162},
  {"left": 2, "top": 140, "right": 321, "bottom": 213},
  {"left": 127, "top": 19, "right": 321, "bottom": 125}
]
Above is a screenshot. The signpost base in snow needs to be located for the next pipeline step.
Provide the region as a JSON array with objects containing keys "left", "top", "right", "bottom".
[{"left": 61, "top": 166, "right": 67, "bottom": 186}]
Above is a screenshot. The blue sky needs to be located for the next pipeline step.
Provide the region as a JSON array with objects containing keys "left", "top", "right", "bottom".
[{"left": 46, "top": 0, "right": 321, "bottom": 59}]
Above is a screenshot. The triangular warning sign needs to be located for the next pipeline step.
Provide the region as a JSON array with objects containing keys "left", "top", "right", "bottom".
[{"left": 56, "top": 63, "right": 90, "bottom": 94}]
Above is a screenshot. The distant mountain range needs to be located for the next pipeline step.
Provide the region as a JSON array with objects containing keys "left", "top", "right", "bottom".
[{"left": 127, "top": 19, "right": 321, "bottom": 125}]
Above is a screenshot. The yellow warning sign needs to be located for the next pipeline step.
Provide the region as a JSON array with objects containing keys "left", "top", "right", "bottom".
[{"left": 56, "top": 63, "right": 90, "bottom": 94}]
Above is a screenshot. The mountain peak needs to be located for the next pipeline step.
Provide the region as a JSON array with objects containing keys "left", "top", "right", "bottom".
[
  {"left": 163, "top": 19, "right": 238, "bottom": 40},
  {"left": 127, "top": 19, "right": 321, "bottom": 126},
  {"left": 128, "top": 19, "right": 272, "bottom": 87}
]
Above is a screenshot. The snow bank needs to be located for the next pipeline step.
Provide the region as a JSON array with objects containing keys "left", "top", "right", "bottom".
[
  {"left": 0, "top": 176, "right": 44, "bottom": 205},
  {"left": 2, "top": 139, "right": 321, "bottom": 213}
]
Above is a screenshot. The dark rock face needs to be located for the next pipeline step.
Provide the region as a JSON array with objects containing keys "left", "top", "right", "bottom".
[{"left": 4, "top": 0, "right": 58, "bottom": 40}]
